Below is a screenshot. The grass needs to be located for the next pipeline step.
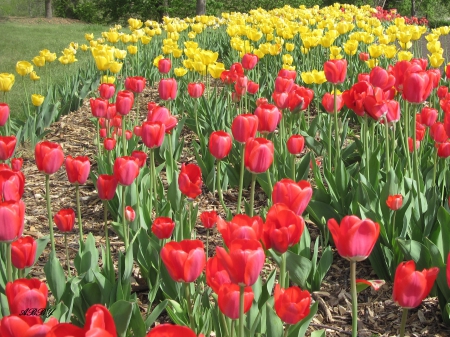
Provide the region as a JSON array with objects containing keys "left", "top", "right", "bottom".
[{"left": 0, "top": 19, "right": 109, "bottom": 119}]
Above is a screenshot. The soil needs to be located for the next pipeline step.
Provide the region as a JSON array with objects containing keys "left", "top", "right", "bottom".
[{"left": 6, "top": 15, "right": 450, "bottom": 337}]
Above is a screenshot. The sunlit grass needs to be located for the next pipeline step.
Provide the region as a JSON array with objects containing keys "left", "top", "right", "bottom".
[{"left": 0, "top": 19, "right": 109, "bottom": 119}]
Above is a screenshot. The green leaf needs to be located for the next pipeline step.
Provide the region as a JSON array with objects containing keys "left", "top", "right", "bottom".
[
  {"left": 311, "top": 330, "right": 326, "bottom": 337},
  {"left": 270, "top": 250, "right": 312, "bottom": 289},
  {"left": 265, "top": 302, "right": 283, "bottom": 337},
  {"left": 146, "top": 300, "right": 169, "bottom": 329},
  {"left": 287, "top": 301, "right": 319, "bottom": 337},
  {"left": 44, "top": 253, "right": 66, "bottom": 302},
  {"left": 397, "top": 239, "right": 431, "bottom": 270},
  {"left": 110, "top": 300, "right": 134, "bottom": 337}
]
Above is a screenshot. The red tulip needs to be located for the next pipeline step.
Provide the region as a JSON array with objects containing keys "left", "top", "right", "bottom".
[
  {"left": 254, "top": 103, "right": 281, "bottom": 134},
  {"left": 206, "top": 256, "right": 231, "bottom": 294},
  {"left": 125, "top": 206, "right": 135, "bottom": 222},
  {"left": 358, "top": 73, "right": 370, "bottom": 82},
  {"left": 125, "top": 76, "right": 146, "bottom": 93},
  {"left": 187, "top": 82, "right": 205, "bottom": 98},
  {"left": 113, "top": 156, "right": 140, "bottom": 186},
  {"left": 178, "top": 163, "right": 202, "bottom": 199},
  {"left": 420, "top": 107, "right": 438, "bottom": 127},
  {"left": 90, "top": 98, "right": 108, "bottom": 118},
  {"left": 274, "top": 284, "right": 311, "bottom": 324},
  {"left": 0, "top": 168, "right": 25, "bottom": 202},
  {"left": 200, "top": 210, "right": 218, "bottom": 229},
  {"left": 437, "top": 86, "right": 448, "bottom": 99},
  {"left": 363, "top": 87, "right": 388, "bottom": 121},
  {"left": 158, "top": 78, "right": 177, "bottom": 100},
  {"left": 218, "top": 283, "right": 253, "bottom": 319},
  {"left": 393, "top": 260, "right": 439, "bottom": 308},
  {"left": 402, "top": 70, "right": 433, "bottom": 104},
  {"left": 230, "top": 62, "right": 244, "bottom": 79},
  {"left": 98, "top": 83, "right": 115, "bottom": 100},
  {"left": 322, "top": 91, "right": 344, "bottom": 113},
  {"left": 416, "top": 122, "right": 426, "bottom": 141},
  {"left": 234, "top": 76, "right": 248, "bottom": 96},
  {"left": 216, "top": 239, "right": 265, "bottom": 286},
  {"left": 390, "top": 60, "right": 412, "bottom": 93},
  {"left": 161, "top": 239, "right": 206, "bottom": 282},
  {"left": 105, "top": 103, "right": 116, "bottom": 120},
  {"left": 274, "top": 76, "right": 294, "bottom": 93},
  {"left": 272, "top": 179, "right": 312, "bottom": 216},
  {"left": 288, "top": 86, "right": 313, "bottom": 113},
  {"left": 287, "top": 135, "right": 305, "bottom": 155},
  {"left": 115, "top": 90, "right": 134, "bottom": 115},
  {"left": 146, "top": 324, "right": 196, "bottom": 337},
  {"left": 34, "top": 141, "right": 64, "bottom": 175},
  {"left": 0, "top": 136, "right": 16, "bottom": 161},
  {"left": 256, "top": 97, "right": 268, "bottom": 106},
  {"left": 141, "top": 121, "right": 165, "bottom": 149},
  {"left": 103, "top": 138, "right": 116, "bottom": 151},
  {"left": 97, "top": 174, "right": 118, "bottom": 200},
  {"left": 437, "top": 141, "right": 450, "bottom": 158},
  {"left": 0, "top": 103, "right": 10, "bottom": 126},
  {"left": 428, "top": 68, "right": 441, "bottom": 89},
  {"left": 217, "top": 214, "right": 263, "bottom": 247},
  {"left": 272, "top": 91, "right": 289, "bottom": 110},
  {"left": 359, "top": 52, "right": 369, "bottom": 61},
  {"left": 47, "top": 304, "right": 116, "bottom": 337},
  {"left": 133, "top": 126, "right": 142, "bottom": 137},
  {"left": 262, "top": 203, "right": 304, "bottom": 254},
  {"left": 385, "top": 100, "right": 401, "bottom": 123},
  {"left": 65, "top": 155, "right": 90, "bottom": 185},
  {"left": 430, "top": 122, "right": 447, "bottom": 143},
  {"left": 0, "top": 200, "right": 25, "bottom": 242},
  {"left": 158, "top": 58, "right": 172, "bottom": 74},
  {"left": 6, "top": 278, "right": 48, "bottom": 315},
  {"left": 53, "top": 208, "right": 75, "bottom": 232},
  {"left": 278, "top": 68, "right": 296, "bottom": 80},
  {"left": 131, "top": 150, "right": 147, "bottom": 168},
  {"left": 342, "top": 81, "right": 374, "bottom": 117},
  {"left": 147, "top": 106, "right": 178, "bottom": 133},
  {"left": 386, "top": 194, "right": 403, "bottom": 211},
  {"left": 209, "top": 131, "right": 232, "bottom": 160},
  {"left": 242, "top": 53, "right": 258, "bottom": 70},
  {"left": 244, "top": 138, "right": 274, "bottom": 174},
  {"left": 11, "top": 158, "right": 23, "bottom": 171},
  {"left": 151, "top": 216, "right": 175, "bottom": 239},
  {"left": 231, "top": 114, "right": 258, "bottom": 143},
  {"left": 99, "top": 128, "right": 107, "bottom": 138},
  {"left": 369, "top": 66, "right": 395, "bottom": 91},
  {"left": 11, "top": 236, "right": 36, "bottom": 269},
  {"left": 327, "top": 215, "right": 380, "bottom": 261},
  {"left": 0, "top": 315, "right": 58, "bottom": 337},
  {"left": 408, "top": 137, "right": 420, "bottom": 153},
  {"left": 247, "top": 81, "right": 259, "bottom": 95},
  {"left": 324, "top": 59, "right": 347, "bottom": 84}
]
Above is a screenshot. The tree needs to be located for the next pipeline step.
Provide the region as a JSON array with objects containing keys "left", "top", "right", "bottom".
[
  {"left": 196, "top": 0, "right": 206, "bottom": 15},
  {"left": 45, "top": 0, "right": 52, "bottom": 19}
]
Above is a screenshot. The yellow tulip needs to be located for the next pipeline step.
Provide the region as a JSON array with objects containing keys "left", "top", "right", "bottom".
[
  {"left": 80, "top": 44, "right": 89, "bottom": 51},
  {"left": 427, "top": 41, "right": 441, "bottom": 54},
  {"left": 141, "top": 36, "right": 151, "bottom": 45},
  {"left": 192, "top": 23, "right": 203, "bottom": 34},
  {"left": 378, "top": 35, "right": 390, "bottom": 45},
  {"left": 384, "top": 45, "right": 397, "bottom": 59},
  {"left": 282, "top": 54, "right": 293, "bottom": 65},
  {"left": 183, "top": 59, "right": 194, "bottom": 70},
  {"left": 199, "top": 50, "right": 219, "bottom": 65},
  {"left": 153, "top": 55, "right": 164, "bottom": 67},
  {"left": 174, "top": 67, "right": 188, "bottom": 77},
  {"left": 85, "top": 33, "right": 94, "bottom": 41},
  {"left": 109, "top": 61, "right": 123, "bottom": 74},
  {"left": 16, "top": 61, "right": 33, "bottom": 76},
  {"left": 184, "top": 41, "right": 198, "bottom": 49},
  {"left": 32, "top": 56, "right": 46, "bottom": 67},
  {"left": 31, "top": 94, "right": 44, "bottom": 107},
  {"left": 30, "top": 71, "right": 40, "bottom": 81},
  {"left": 320, "top": 35, "right": 335, "bottom": 48},
  {"left": 368, "top": 44, "right": 383, "bottom": 58},
  {"left": 128, "top": 18, "right": 143, "bottom": 30},
  {"left": 439, "top": 26, "right": 450, "bottom": 35},
  {"left": 208, "top": 63, "right": 225, "bottom": 79},
  {"left": 106, "top": 31, "right": 120, "bottom": 43},
  {"left": 127, "top": 45, "right": 138, "bottom": 55},
  {"left": 188, "top": 31, "right": 196, "bottom": 39},
  {"left": 301, "top": 47, "right": 310, "bottom": 55},
  {"left": 429, "top": 53, "right": 445, "bottom": 68},
  {"left": 121, "top": 34, "right": 131, "bottom": 43},
  {"left": 193, "top": 61, "right": 206, "bottom": 75},
  {"left": 90, "top": 40, "right": 98, "bottom": 47},
  {"left": 70, "top": 42, "right": 79, "bottom": 50},
  {"left": 0, "top": 73, "right": 15, "bottom": 92},
  {"left": 269, "top": 44, "right": 281, "bottom": 56},
  {"left": 397, "top": 31, "right": 412, "bottom": 43},
  {"left": 102, "top": 75, "right": 115, "bottom": 84},
  {"left": 399, "top": 41, "right": 412, "bottom": 50},
  {"left": 282, "top": 64, "right": 295, "bottom": 71},
  {"left": 301, "top": 71, "right": 314, "bottom": 85},
  {"left": 45, "top": 52, "right": 57, "bottom": 62},
  {"left": 162, "top": 45, "right": 174, "bottom": 54},
  {"left": 312, "top": 70, "right": 326, "bottom": 84},
  {"left": 173, "top": 48, "right": 183, "bottom": 58},
  {"left": 365, "top": 59, "right": 379, "bottom": 69},
  {"left": 343, "top": 40, "right": 358, "bottom": 56},
  {"left": 330, "top": 53, "right": 343, "bottom": 60},
  {"left": 253, "top": 49, "right": 265, "bottom": 59},
  {"left": 114, "top": 49, "right": 127, "bottom": 60},
  {"left": 285, "top": 43, "right": 295, "bottom": 52},
  {"left": 247, "top": 29, "right": 263, "bottom": 42},
  {"left": 330, "top": 46, "right": 342, "bottom": 57},
  {"left": 397, "top": 50, "right": 413, "bottom": 61}
]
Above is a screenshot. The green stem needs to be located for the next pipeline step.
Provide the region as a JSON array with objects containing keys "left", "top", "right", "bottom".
[
  {"left": 236, "top": 144, "right": 245, "bottom": 214},
  {"left": 185, "top": 284, "right": 196, "bottom": 332},
  {"left": 65, "top": 234, "right": 71, "bottom": 277},
  {"left": 404, "top": 102, "right": 412, "bottom": 176},
  {"left": 333, "top": 84, "right": 339, "bottom": 168},
  {"left": 412, "top": 107, "right": 421, "bottom": 194},
  {"left": 220, "top": 312, "right": 230, "bottom": 337},
  {"left": 280, "top": 253, "right": 287, "bottom": 288},
  {"left": 121, "top": 115, "right": 127, "bottom": 156},
  {"left": 328, "top": 114, "right": 332, "bottom": 170},
  {"left": 6, "top": 242, "right": 12, "bottom": 282},
  {"left": 249, "top": 173, "right": 256, "bottom": 217},
  {"left": 384, "top": 118, "right": 391, "bottom": 172},
  {"left": 239, "top": 285, "right": 245, "bottom": 337},
  {"left": 76, "top": 184, "right": 83, "bottom": 244},
  {"left": 432, "top": 149, "right": 438, "bottom": 187},
  {"left": 291, "top": 155, "right": 296, "bottom": 181},
  {"left": 206, "top": 229, "right": 209, "bottom": 258},
  {"left": 46, "top": 174, "right": 56, "bottom": 255},
  {"left": 399, "top": 308, "right": 408, "bottom": 337},
  {"left": 96, "top": 118, "right": 101, "bottom": 156},
  {"left": 194, "top": 99, "right": 200, "bottom": 137},
  {"left": 230, "top": 318, "right": 235, "bottom": 337},
  {"left": 150, "top": 149, "right": 156, "bottom": 218},
  {"left": 350, "top": 260, "right": 358, "bottom": 337},
  {"left": 216, "top": 160, "right": 229, "bottom": 214},
  {"left": 103, "top": 200, "right": 111, "bottom": 274},
  {"left": 363, "top": 117, "right": 369, "bottom": 178},
  {"left": 283, "top": 324, "right": 290, "bottom": 337},
  {"left": 122, "top": 185, "right": 129, "bottom": 251}
]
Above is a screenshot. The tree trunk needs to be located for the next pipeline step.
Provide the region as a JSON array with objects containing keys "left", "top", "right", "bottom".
[
  {"left": 411, "top": 0, "right": 416, "bottom": 17},
  {"left": 163, "top": 0, "right": 168, "bottom": 17},
  {"left": 45, "top": 0, "right": 52, "bottom": 19},
  {"left": 196, "top": 0, "right": 206, "bottom": 15}
]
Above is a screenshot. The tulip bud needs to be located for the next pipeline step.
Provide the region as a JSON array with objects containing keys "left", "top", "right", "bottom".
[{"left": 125, "top": 206, "right": 135, "bottom": 222}]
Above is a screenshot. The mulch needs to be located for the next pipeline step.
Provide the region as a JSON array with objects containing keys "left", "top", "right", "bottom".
[{"left": 17, "top": 85, "right": 450, "bottom": 337}]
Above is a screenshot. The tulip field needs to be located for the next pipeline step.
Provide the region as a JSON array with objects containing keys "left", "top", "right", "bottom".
[{"left": 2, "top": 3, "right": 450, "bottom": 336}]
